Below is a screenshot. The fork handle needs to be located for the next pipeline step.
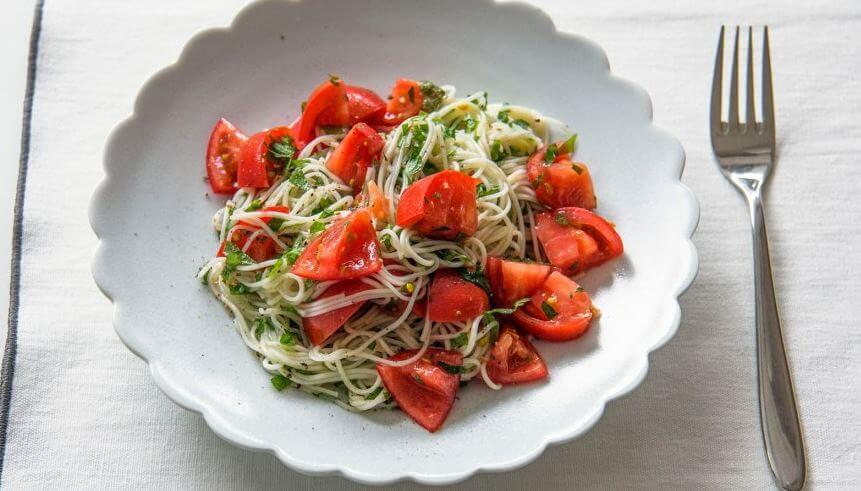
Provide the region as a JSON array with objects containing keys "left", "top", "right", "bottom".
[{"left": 748, "top": 194, "right": 806, "bottom": 490}]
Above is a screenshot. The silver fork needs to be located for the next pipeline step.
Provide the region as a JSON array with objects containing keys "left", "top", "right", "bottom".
[{"left": 710, "top": 26, "right": 805, "bottom": 490}]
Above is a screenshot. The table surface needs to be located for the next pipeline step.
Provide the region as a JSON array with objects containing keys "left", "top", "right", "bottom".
[{"left": 1, "top": 1, "right": 860, "bottom": 489}]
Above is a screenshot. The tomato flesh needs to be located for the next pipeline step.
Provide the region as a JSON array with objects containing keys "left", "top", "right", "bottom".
[
  {"left": 527, "top": 145, "right": 597, "bottom": 209},
  {"left": 535, "top": 207, "right": 623, "bottom": 274},
  {"left": 376, "top": 349, "right": 463, "bottom": 432},
  {"left": 395, "top": 170, "right": 478, "bottom": 240},
  {"left": 206, "top": 118, "right": 247, "bottom": 194},
  {"left": 319, "top": 85, "right": 386, "bottom": 125},
  {"left": 513, "top": 272, "right": 594, "bottom": 341},
  {"left": 291, "top": 209, "right": 382, "bottom": 280},
  {"left": 486, "top": 257, "right": 552, "bottom": 307},
  {"left": 426, "top": 269, "right": 490, "bottom": 322},
  {"left": 326, "top": 123, "right": 384, "bottom": 192},
  {"left": 302, "top": 280, "right": 372, "bottom": 345},
  {"left": 294, "top": 78, "right": 349, "bottom": 146},
  {"left": 381, "top": 79, "right": 423, "bottom": 125},
  {"left": 487, "top": 325, "right": 549, "bottom": 385},
  {"left": 237, "top": 126, "right": 294, "bottom": 189}
]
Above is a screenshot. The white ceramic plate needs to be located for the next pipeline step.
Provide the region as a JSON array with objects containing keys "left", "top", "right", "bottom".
[{"left": 91, "top": 0, "right": 698, "bottom": 485}]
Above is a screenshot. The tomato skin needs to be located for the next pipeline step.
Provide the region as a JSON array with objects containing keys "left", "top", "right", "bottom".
[
  {"left": 486, "top": 257, "right": 552, "bottom": 307},
  {"left": 535, "top": 207, "right": 623, "bottom": 275},
  {"left": 294, "top": 78, "right": 349, "bottom": 146},
  {"left": 395, "top": 170, "right": 478, "bottom": 240},
  {"left": 527, "top": 145, "right": 597, "bottom": 209},
  {"left": 206, "top": 118, "right": 247, "bottom": 194},
  {"left": 376, "top": 349, "right": 463, "bottom": 432},
  {"left": 326, "top": 123, "right": 384, "bottom": 192},
  {"left": 291, "top": 209, "right": 383, "bottom": 280},
  {"left": 487, "top": 325, "right": 549, "bottom": 385},
  {"left": 302, "top": 280, "right": 372, "bottom": 345},
  {"left": 426, "top": 269, "right": 490, "bottom": 322},
  {"left": 320, "top": 85, "right": 386, "bottom": 125},
  {"left": 513, "top": 272, "right": 594, "bottom": 341},
  {"left": 381, "top": 79, "right": 423, "bottom": 125},
  {"left": 237, "top": 126, "right": 294, "bottom": 189}
]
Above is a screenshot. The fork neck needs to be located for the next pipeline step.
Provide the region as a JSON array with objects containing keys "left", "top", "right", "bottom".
[{"left": 725, "top": 164, "right": 768, "bottom": 205}]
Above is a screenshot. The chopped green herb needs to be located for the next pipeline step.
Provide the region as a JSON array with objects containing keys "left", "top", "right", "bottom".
[
  {"left": 267, "top": 238, "right": 305, "bottom": 279},
  {"left": 419, "top": 81, "right": 446, "bottom": 112},
  {"left": 267, "top": 134, "right": 297, "bottom": 167},
  {"left": 571, "top": 163, "right": 583, "bottom": 175},
  {"left": 541, "top": 301, "right": 558, "bottom": 319},
  {"left": 365, "top": 386, "right": 384, "bottom": 400},
  {"left": 561, "top": 133, "right": 578, "bottom": 154},
  {"left": 328, "top": 74, "right": 341, "bottom": 86},
  {"left": 442, "top": 125, "right": 456, "bottom": 139},
  {"left": 288, "top": 169, "right": 309, "bottom": 190},
  {"left": 436, "top": 249, "right": 469, "bottom": 263},
  {"left": 544, "top": 144, "right": 558, "bottom": 164},
  {"left": 280, "top": 331, "right": 296, "bottom": 346},
  {"left": 268, "top": 218, "right": 284, "bottom": 232},
  {"left": 221, "top": 241, "right": 255, "bottom": 279},
  {"left": 246, "top": 199, "right": 263, "bottom": 212},
  {"left": 229, "top": 282, "right": 251, "bottom": 295},
  {"left": 490, "top": 140, "right": 506, "bottom": 160},
  {"left": 437, "top": 361, "right": 465, "bottom": 374},
  {"left": 497, "top": 109, "right": 511, "bottom": 123},
  {"left": 460, "top": 268, "right": 491, "bottom": 294},
  {"left": 408, "top": 86, "right": 415, "bottom": 103},
  {"left": 485, "top": 324, "right": 500, "bottom": 344},
  {"left": 477, "top": 183, "right": 500, "bottom": 198},
  {"left": 512, "top": 118, "right": 531, "bottom": 129},
  {"left": 481, "top": 297, "right": 530, "bottom": 322},
  {"left": 254, "top": 317, "right": 271, "bottom": 338},
  {"left": 451, "top": 332, "right": 468, "bottom": 348},
  {"left": 271, "top": 374, "right": 292, "bottom": 391},
  {"left": 309, "top": 221, "right": 326, "bottom": 235},
  {"left": 555, "top": 211, "right": 570, "bottom": 226},
  {"left": 576, "top": 287, "right": 585, "bottom": 293},
  {"left": 399, "top": 119, "right": 430, "bottom": 181},
  {"left": 312, "top": 197, "right": 335, "bottom": 215}
]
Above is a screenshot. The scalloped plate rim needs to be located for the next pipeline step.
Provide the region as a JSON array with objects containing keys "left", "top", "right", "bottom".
[{"left": 89, "top": 0, "right": 700, "bottom": 485}]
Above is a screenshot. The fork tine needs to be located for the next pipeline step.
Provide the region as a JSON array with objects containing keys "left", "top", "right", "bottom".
[
  {"left": 727, "top": 26, "right": 741, "bottom": 131},
  {"left": 745, "top": 27, "right": 756, "bottom": 132},
  {"left": 761, "top": 26, "right": 775, "bottom": 135},
  {"left": 710, "top": 26, "right": 725, "bottom": 134}
]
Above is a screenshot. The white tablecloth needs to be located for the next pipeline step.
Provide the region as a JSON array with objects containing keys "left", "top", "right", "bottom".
[{"left": 2, "top": 0, "right": 860, "bottom": 488}]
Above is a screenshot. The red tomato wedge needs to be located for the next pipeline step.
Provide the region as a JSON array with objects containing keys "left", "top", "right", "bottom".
[
  {"left": 237, "top": 126, "right": 294, "bottom": 189},
  {"left": 320, "top": 85, "right": 386, "bottom": 126},
  {"left": 376, "top": 349, "right": 463, "bottom": 432},
  {"left": 291, "top": 209, "right": 383, "bottom": 280},
  {"left": 534, "top": 207, "right": 623, "bottom": 275},
  {"left": 206, "top": 118, "right": 247, "bottom": 194},
  {"left": 486, "top": 257, "right": 552, "bottom": 307},
  {"left": 302, "top": 280, "right": 372, "bottom": 345},
  {"left": 326, "top": 123, "right": 384, "bottom": 192},
  {"left": 381, "top": 79, "right": 423, "bottom": 125},
  {"left": 487, "top": 325, "right": 549, "bottom": 385},
  {"left": 395, "top": 170, "right": 478, "bottom": 240},
  {"left": 365, "top": 181, "right": 390, "bottom": 222},
  {"left": 293, "top": 78, "right": 349, "bottom": 146},
  {"left": 217, "top": 229, "right": 278, "bottom": 263},
  {"left": 513, "top": 271, "right": 594, "bottom": 341},
  {"left": 527, "top": 144, "right": 597, "bottom": 209},
  {"left": 426, "top": 269, "right": 490, "bottom": 322}
]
